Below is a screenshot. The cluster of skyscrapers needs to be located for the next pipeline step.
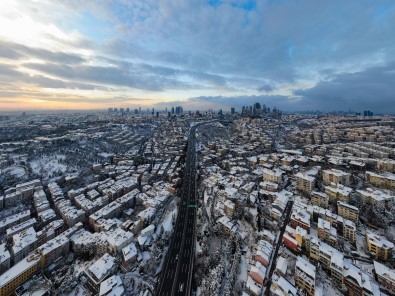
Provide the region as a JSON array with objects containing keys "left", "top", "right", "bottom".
[{"left": 241, "top": 102, "right": 282, "bottom": 117}]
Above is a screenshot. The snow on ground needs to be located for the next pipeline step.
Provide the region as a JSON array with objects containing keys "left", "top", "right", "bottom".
[
  {"left": 30, "top": 154, "right": 67, "bottom": 179},
  {"left": 123, "top": 271, "right": 155, "bottom": 295},
  {"left": 237, "top": 247, "right": 250, "bottom": 283},
  {"left": 156, "top": 199, "right": 178, "bottom": 235},
  {"left": 387, "top": 224, "right": 395, "bottom": 239},
  {"left": 203, "top": 190, "right": 210, "bottom": 207},
  {"left": 142, "top": 251, "right": 151, "bottom": 262},
  {"left": 356, "top": 232, "right": 369, "bottom": 257},
  {"left": 69, "top": 285, "right": 89, "bottom": 296},
  {"left": 317, "top": 282, "right": 342, "bottom": 296},
  {"left": 98, "top": 152, "right": 114, "bottom": 158},
  {"left": 356, "top": 261, "right": 374, "bottom": 276},
  {"left": 196, "top": 241, "right": 203, "bottom": 254},
  {"left": 2, "top": 165, "right": 27, "bottom": 178},
  {"left": 310, "top": 225, "right": 318, "bottom": 238},
  {"left": 73, "top": 259, "right": 90, "bottom": 277}
]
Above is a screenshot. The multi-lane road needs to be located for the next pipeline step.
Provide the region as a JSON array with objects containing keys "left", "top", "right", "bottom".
[{"left": 156, "top": 124, "right": 201, "bottom": 296}]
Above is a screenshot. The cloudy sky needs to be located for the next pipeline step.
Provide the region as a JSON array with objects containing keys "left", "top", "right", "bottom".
[{"left": 0, "top": 0, "right": 394, "bottom": 112}]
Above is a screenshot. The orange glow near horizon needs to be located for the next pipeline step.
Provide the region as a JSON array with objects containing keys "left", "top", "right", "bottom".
[{"left": 0, "top": 97, "right": 183, "bottom": 110}]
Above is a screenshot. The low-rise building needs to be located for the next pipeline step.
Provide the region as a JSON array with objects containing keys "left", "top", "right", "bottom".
[
  {"left": 275, "top": 256, "right": 288, "bottom": 278},
  {"left": 366, "top": 230, "right": 394, "bottom": 261},
  {"left": 249, "top": 261, "right": 266, "bottom": 286},
  {"left": 245, "top": 276, "right": 262, "bottom": 296}
]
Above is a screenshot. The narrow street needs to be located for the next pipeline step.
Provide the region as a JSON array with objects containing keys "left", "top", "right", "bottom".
[{"left": 264, "top": 199, "right": 294, "bottom": 295}]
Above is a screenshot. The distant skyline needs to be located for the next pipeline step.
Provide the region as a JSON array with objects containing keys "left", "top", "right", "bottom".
[{"left": 0, "top": 1, "right": 395, "bottom": 112}]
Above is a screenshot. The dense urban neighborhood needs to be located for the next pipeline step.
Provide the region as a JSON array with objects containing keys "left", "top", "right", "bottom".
[{"left": 1, "top": 106, "right": 395, "bottom": 296}]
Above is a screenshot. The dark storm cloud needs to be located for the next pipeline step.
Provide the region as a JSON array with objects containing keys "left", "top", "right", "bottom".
[
  {"left": 294, "top": 63, "right": 395, "bottom": 113},
  {"left": 104, "top": 0, "right": 395, "bottom": 84}
]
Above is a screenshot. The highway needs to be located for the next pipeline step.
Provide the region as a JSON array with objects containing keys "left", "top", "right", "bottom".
[{"left": 155, "top": 123, "right": 202, "bottom": 296}]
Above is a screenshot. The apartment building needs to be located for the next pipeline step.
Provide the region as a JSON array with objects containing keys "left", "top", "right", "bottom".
[
  {"left": 0, "top": 210, "right": 30, "bottom": 233},
  {"left": 224, "top": 199, "right": 236, "bottom": 218},
  {"left": 365, "top": 171, "right": 395, "bottom": 189},
  {"left": 311, "top": 191, "right": 329, "bottom": 209},
  {"left": 0, "top": 253, "right": 42, "bottom": 296},
  {"left": 107, "top": 229, "right": 134, "bottom": 256},
  {"left": 283, "top": 226, "right": 302, "bottom": 253},
  {"left": 317, "top": 218, "right": 337, "bottom": 247},
  {"left": 99, "top": 275, "right": 124, "bottom": 296},
  {"left": 295, "top": 256, "right": 316, "bottom": 296},
  {"left": 6, "top": 218, "right": 37, "bottom": 237},
  {"left": 343, "top": 262, "right": 380, "bottom": 296},
  {"left": 366, "top": 230, "right": 394, "bottom": 261},
  {"left": 85, "top": 253, "right": 117, "bottom": 295},
  {"left": 307, "top": 236, "right": 344, "bottom": 285},
  {"left": 323, "top": 169, "right": 350, "bottom": 186},
  {"left": 11, "top": 227, "right": 39, "bottom": 264},
  {"left": 121, "top": 243, "right": 137, "bottom": 272},
  {"left": 324, "top": 184, "right": 352, "bottom": 203},
  {"left": 337, "top": 201, "right": 359, "bottom": 224},
  {"left": 311, "top": 206, "right": 356, "bottom": 245},
  {"left": 263, "top": 168, "right": 283, "bottom": 184},
  {"left": 295, "top": 172, "right": 315, "bottom": 193},
  {"left": 377, "top": 159, "right": 395, "bottom": 172},
  {"left": 374, "top": 261, "right": 395, "bottom": 295},
  {"left": 290, "top": 209, "right": 310, "bottom": 233},
  {"left": 356, "top": 188, "right": 393, "bottom": 208},
  {"left": 0, "top": 244, "right": 10, "bottom": 275},
  {"left": 343, "top": 220, "right": 356, "bottom": 245}
]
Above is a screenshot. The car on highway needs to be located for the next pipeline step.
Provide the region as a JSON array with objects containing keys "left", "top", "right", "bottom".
[{"left": 179, "top": 283, "right": 184, "bottom": 292}]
